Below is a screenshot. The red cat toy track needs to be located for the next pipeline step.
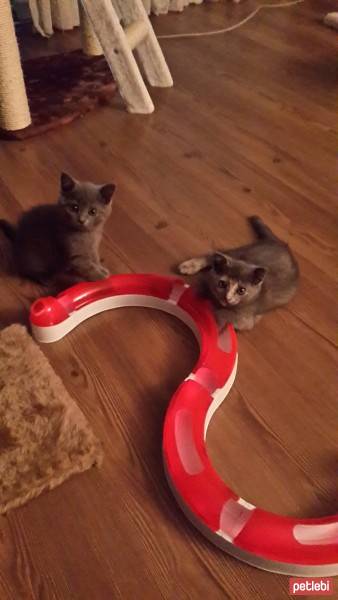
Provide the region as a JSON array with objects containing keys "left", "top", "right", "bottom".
[{"left": 30, "top": 274, "right": 338, "bottom": 576}]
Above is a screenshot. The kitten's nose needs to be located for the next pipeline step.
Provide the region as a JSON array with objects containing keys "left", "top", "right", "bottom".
[{"left": 78, "top": 216, "right": 86, "bottom": 225}]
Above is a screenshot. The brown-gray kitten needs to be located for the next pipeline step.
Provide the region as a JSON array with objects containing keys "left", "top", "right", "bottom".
[
  {"left": 178, "top": 216, "right": 299, "bottom": 331},
  {"left": 0, "top": 173, "right": 116, "bottom": 292}
]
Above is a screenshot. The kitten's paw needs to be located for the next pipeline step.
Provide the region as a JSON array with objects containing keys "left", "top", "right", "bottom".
[
  {"left": 234, "top": 316, "right": 256, "bottom": 331},
  {"left": 178, "top": 259, "right": 203, "bottom": 275},
  {"left": 86, "top": 267, "right": 110, "bottom": 281},
  {"left": 99, "top": 266, "right": 110, "bottom": 278}
]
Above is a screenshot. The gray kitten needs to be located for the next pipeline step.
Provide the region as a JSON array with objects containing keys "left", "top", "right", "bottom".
[
  {"left": 0, "top": 173, "right": 116, "bottom": 291},
  {"left": 178, "top": 216, "right": 299, "bottom": 331}
]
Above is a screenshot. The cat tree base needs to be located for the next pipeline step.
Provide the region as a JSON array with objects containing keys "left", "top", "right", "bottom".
[{"left": 0, "top": 50, "right": 117, "bottom": 140}]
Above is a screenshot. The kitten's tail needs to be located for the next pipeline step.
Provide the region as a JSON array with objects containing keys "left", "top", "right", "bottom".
[
  {"left": 0, "top": 220, "right": 16, "bottom": 274},
  {"left": 0, "top": 219, "right": 16, "bottom": 243},
  {"left": 248, "top": 216, "right": 280, "bottom": 243}
]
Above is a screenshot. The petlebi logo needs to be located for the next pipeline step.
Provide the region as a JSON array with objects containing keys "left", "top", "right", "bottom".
[{"left": 289, "top": 578, "right": 334, "bottom": 596}]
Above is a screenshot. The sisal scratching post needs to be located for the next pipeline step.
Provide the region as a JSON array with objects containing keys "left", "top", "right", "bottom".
[
  {"left": 79, "top": 4, "right": 102, "bottom": 56},
  {"left": 0, "top": 0, "right": 31, "bottom": 131}
]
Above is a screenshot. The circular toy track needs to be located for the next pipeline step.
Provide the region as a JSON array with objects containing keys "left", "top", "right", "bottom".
[{"left": 30, "top": 274, "right": 338, "bottom": 576}]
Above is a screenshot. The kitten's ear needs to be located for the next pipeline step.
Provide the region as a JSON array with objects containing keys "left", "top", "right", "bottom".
[
  {"left": 60, "top": 172, "right": 75, "bottom": 194},
  {"left": 252, "top": 267, "right": 266, "bottom": 285},
  {"left": 212, "top": 253, "right": 228, "bottom": 274},
  {"left": 100, "top": 183, "right": 116, "bottom": 205}
]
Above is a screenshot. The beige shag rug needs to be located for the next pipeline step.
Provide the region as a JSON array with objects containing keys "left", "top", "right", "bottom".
[{"left": 0, "top": 325, "right": 103, "bottom": 513}]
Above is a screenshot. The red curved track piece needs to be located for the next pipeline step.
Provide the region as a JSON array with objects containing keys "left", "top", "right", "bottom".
[{"left": 30, "top": 274, "right": 338, "bottom": 576}]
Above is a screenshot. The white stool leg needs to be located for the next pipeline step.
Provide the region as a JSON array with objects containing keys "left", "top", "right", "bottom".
[
  {"left": 81, "top": 0, "right": 154, "bottom": 113},
  {"left": 114, "top": 0, "right": 173, "bottom": 88}
]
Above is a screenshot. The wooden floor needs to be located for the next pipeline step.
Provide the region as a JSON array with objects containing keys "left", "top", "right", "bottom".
[{"left": 0, "top": 1, "right": 337, "bottom": 598}]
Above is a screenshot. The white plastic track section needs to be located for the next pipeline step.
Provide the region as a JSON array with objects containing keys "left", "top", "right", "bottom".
[
  {"left": 164, "top": 462, "right": 338, "bottom": 577},
  {"left": 203, "top": 354, "right": 238, "bottom": 439},
  {"left": 174, "top": 408, "right": 204, "bottom": 475},
  {"left": 184, "top": 357, "right": 238, "bottom": 438},
  {"left": 168, "top": 282, "right": 189, "bottom": 305},
  {"left": 217, "top": 497, "right": 255, "bottom": 543},
  {"left": 237, "top": 497, "right": 256, "bottom": 510},
  {"left": 293, "top": 523, "right": 338, "bottom": 546},
  {"left": 32, "top": 294, "right": 201, "bottom": 344},
  {"left": 186, "top": 369, "right": 218, "bottom": 394}
]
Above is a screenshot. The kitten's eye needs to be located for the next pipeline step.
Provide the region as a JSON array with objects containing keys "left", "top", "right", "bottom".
[
  {"left": 71, "top": 204, "right": 79, "bottom": 212},
  {"left": 237, "top": 286, "right": 246, "bottom": 295},
  {"left": 217, "top": 280, "right": 227, "bottom": 289},
  {"left": 88, "top": 208, "right": 97, "bottom": 216}
]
